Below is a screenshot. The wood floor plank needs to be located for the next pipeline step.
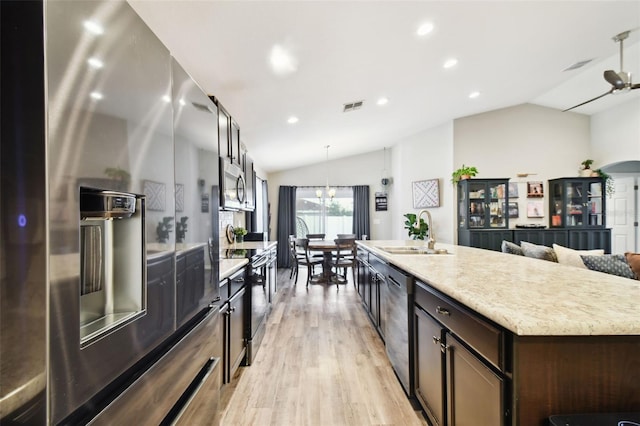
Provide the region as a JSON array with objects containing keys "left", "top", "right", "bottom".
[{"left": 220, "top": 269, "right": 427, "bottom": 426}]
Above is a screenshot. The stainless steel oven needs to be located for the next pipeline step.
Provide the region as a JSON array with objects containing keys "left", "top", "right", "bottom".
[{"left": 220, "top": 158, "right": 245, "bottom": 211}]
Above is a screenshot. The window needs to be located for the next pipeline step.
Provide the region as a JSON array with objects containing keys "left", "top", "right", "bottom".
[{"left": 295, "top": 187, "right": 353, "bottom": 240}]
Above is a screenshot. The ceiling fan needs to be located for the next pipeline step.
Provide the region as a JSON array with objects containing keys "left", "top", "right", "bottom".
[{"left": 564, "top": 29, "right": 639, "bottom": 112}]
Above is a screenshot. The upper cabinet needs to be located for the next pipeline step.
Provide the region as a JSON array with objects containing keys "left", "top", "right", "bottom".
[
  {"left": 230, "top": 119, "right": 241, "bottom": 167},
  {"left": 217, "top": 104, "right": 231, "bottom": 160},
  {"left": 243, "top": 148, "right": 255, "bottom": 211},
  {"left": 549, "top": 177, "right": 606, "bottom": 228}
]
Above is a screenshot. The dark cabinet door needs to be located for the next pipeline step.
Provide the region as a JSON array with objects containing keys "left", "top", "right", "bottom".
[
  {"left": 446, "top": 333, "right": 505, "bottom": 426},
  {"left": 218, "top": 106, "right": 230, "bottom": 160},
  {"left": 143, "top": 254, "right": 176, "bottom": 349},
  {"left": 370, "top": 272, "right": 379, "bottom": 328},
  {"left": 415, "top": 307, "right": 446, "bottom": 426},
  {"left": 228, "top": 287, "right": 246, "bottom": 381},
  {"left": 230, "top": 119, "right": 240, "bottom": 167},
  {"left": 467, "top": 230, "right": 513, "bottom": 252},
  {"left": 176, "top": 254, "right": 187, "bottom": 326}
]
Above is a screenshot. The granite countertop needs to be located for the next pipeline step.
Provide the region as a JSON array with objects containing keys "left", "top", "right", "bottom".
[
  {"left": 219, "top": 258, "right": 248, "bottom": 280},
  {"left": 357, "top": 240, "right": 640, "bottom": 337}
]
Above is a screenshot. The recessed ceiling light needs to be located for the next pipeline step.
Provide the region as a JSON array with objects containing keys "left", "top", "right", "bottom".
[
  {"left": 417, "top": 22, "right": 434, "bottom": 36},
  {"left": 269, "top": 44, "right": 298, "bottom": 76},
  {"left": 287, "top": 116, "right": 299, "bottom": 124},
  {"left": 443, "top": 58, "right": 458, "bottom": 69},
  {"left": 90, "top": 91, "right": 103, "bottom": 100},
  {"left": 179, "top": 98, "right": 186, "bottom": 106},
  {"left": 469, "top": 91, "right": 480, "bottom": 99},
  {"left": 83, "top": 20, "right": 104, "bottom": 35},
  {"left": 87, "top": 57, "right": 104, "bottom": 69},
  {"left": 162, "top": 95, "right": 171, "bottom": 103},
  {"left": 377, "top": 97, "right": 389, "bottom": 106}
]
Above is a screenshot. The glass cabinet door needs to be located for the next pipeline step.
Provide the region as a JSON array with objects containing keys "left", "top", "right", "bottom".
[
  {"left": 565, "top": 181, "right": 585, "bottom": 227},
  {"left": 587, "top": 180, "right": 604, "bottom": 226},
  {"left": 467, "top": 181, "right": 488, "bottom": 228},
  {"left": 550, "top": 181, "right": 563, "bottom": 227},
  {"left": 488, "top": 182, "right": 507, "bottom": 228}
]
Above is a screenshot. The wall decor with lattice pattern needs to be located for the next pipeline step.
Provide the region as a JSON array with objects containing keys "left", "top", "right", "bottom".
[
  {"left": 412, "top": 179, "right": 440, "bottom": 208},
  {"left": 143, "top": 180, "right": 166, "bottom": 211}
]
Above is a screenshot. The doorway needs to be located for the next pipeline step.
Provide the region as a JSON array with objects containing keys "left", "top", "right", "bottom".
[{"left": 603, "top": 161, "right": 640, "bottom": 253}]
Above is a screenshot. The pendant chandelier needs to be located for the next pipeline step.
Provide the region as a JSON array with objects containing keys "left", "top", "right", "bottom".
[{"left": 316, "top": 145, "right": 336, "bottom": 200}]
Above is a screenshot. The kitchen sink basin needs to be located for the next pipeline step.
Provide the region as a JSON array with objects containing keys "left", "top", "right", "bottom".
[{"left": 375, "top": 246, "right": 449, "bottom": 255}]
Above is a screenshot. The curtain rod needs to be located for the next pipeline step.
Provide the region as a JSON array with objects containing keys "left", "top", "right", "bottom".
[{"left": 296, "top": 185, "right": 355, "bottom": 189}]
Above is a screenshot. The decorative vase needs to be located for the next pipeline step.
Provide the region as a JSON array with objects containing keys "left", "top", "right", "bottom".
[
  {"left": 461, "top": 174, "right": 471, "bottom": 180},
  {"left": 580, "top": 169, "right": 592, "bottom": 177},
  {"left": 236, "top": 235, "right": 244, "bottom": 243}
]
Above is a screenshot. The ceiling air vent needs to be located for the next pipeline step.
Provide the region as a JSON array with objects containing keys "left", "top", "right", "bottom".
[
  {"left": 563, "top": 59, "right": 594, "bottom": 72},
  {"left": 343, "top": 100, "right": 364, "bottom": 112}
]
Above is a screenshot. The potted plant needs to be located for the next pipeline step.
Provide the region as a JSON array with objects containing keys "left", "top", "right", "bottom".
[
  {"left": 594, "top": 169, "right": 615, "bottom": 197},
  {"left": 403, "top": 213, "right": 428, "bottom": 240},
  {"left": 451, "top": 164, "right": 478, "bottom": 184},
  {"left": 580, "top": 159, "right": 594, "bottom": 177},
  {"left": 156, "top": 216, "right": 174, "bottom": 243},
  {"left": 176, "top": 216, "right": 188, "bottom": 243},
  {"left": 233, "top": 226, "right": 248, "bottom": 243}
]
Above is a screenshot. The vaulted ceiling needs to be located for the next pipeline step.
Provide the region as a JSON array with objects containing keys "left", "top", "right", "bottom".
[{"left": 129, "top": 1, "right": 640, "bottom": 172}]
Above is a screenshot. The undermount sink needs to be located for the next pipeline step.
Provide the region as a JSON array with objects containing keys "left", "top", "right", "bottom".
[{"left": 376, "top": 246, "right": 449, "bottom": 255}]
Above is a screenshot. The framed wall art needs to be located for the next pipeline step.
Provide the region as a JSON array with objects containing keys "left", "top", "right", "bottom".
[
  {"left": 175, "top": 183, "right": 184, "bottom": 212},
  {"left": 412, "top": 179, "right": 440, "bottom": 208},
  {"left": 527, "top": 181, "right": 544, "bottom": 197},
  {"left": 143, "top": 180, "right": 166, "bottom": 211},
  {"left": 527, "top": 200, "right": 544, "bottom": 218}
]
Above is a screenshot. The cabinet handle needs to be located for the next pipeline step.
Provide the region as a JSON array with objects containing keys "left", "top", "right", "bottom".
[
  {"left": 436, "top": 306, "right": 450, "bottom": 316},
  {"left": 432, "top": 336, "right": 441, "bottom": 345}
]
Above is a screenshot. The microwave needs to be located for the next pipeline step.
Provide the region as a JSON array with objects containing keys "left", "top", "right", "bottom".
[{"left": 220, "top": 157, "right": 246, "bottom": 210}]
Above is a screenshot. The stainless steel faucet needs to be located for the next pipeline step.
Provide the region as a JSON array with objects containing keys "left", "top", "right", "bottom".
[{"left": 416, "top": 209, "right": 436, "bottom": 250}]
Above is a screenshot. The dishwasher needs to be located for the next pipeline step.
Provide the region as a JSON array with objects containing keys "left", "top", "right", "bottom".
[{"left": 385, "top": 264, "right": 414, "bottom": 397}]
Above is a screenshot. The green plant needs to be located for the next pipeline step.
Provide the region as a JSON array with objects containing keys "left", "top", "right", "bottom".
[
  {"left": 104, "top": 166, "right": 131, "bottom": 190},
  {"left": 176, "top": 216, "right": 188, "bottom": 243},
  {"left": 594, "top": 169, "right": 615, "bottom": 197},
  {"left": 403, "top": 213, "right": 428, "bottom": 240},
  {"left": 233, "top": 227, "right": 248, "bottom": 238},
  {"left": 451, "top": 164, "right": 478, "bottom": 184},
  {"left": 156, "top": 216, "right": 174, "bottom": 243},
  {"left": 581, "top": 159, "right": 594, "bottom": 170}
]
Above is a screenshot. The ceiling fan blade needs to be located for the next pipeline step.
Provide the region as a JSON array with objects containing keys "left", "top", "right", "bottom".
[
  {"left": 603, "top": 70, "right": 626, "bottom": 89},
  {"left": 563, "top": 89, "right": 613, "bottom": 112},
  {"left": 631, "top": 83, "right": 640, "bottom": 90}
]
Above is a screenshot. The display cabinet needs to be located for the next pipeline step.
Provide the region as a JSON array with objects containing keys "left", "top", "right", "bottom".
[
  {"left": 549, "top": 177, "right": 605, "bottom": 228},
  {"left": 457, "top": 179, "right": 510, "bottom": 230}
]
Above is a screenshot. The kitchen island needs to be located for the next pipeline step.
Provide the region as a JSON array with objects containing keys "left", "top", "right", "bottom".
[{"left": 357, "top": 240, "right": 640, "bottom": 426}]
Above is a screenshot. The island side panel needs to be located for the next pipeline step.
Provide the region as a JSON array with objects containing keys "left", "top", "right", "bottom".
[{"left": 512, "top": 335, "right": 640, "bottom": 426}]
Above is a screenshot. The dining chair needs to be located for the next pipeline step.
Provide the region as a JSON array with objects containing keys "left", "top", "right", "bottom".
[
  {"left": 336, "top": 234, "right": 356, "bottom": 239},
  {"left": 287, "top": 235, "right": 301, "bottom": 282},
  {"left": 330, "top": 238, "right": 357, "bottom": 288},
  {"left": 295, "top": 238, "right": 323, "bottom": 286},
  {"left": 305, "top": 233, "right": 325, "bottom": 258}
]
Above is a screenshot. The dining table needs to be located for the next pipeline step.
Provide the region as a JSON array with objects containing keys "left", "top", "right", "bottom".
[{"left": 307, "top": 239, "right": 338, "bottom": 283}]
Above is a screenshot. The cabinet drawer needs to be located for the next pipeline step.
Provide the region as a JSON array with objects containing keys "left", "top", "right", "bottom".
[{"left": 415, "top": 281, "right": 504, "bottom": 370}]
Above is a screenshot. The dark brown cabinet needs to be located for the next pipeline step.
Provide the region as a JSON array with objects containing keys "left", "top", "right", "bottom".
[
  {"left": 143, "top": 253, "right": 176, "bottom": 349},
  {"left": 243, "top": 150, "right": 255, "bottom": 211},
  {"left": 221, "top": 287, "right": 246, "bottom": 384},
  {"left": 355, "top": 249, "right": 385, "bottom": 338},
  {"left": 219, "top": 267, "right": 247, "bottom": 384},
  {"left": 230, "top": 118, "right": 241, "bottom": 167},
  {"left": 414, "top": 280, "right": 509, "bottom": 426},
  {"left": 176, "top": 247, "right": 206, "bottom": 327},
  {"left": 217, "top": 105, "right": 231, "bottom": 160}
]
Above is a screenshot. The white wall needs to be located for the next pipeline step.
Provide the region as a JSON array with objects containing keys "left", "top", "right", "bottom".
[
  {"left": 591, "top": 96, "right": 640, "bottom": 166},
  {"left": 454, "top": 103, "right": 591, "bottom": 229},
  {"left": 267, "top": 149, "right": 392, "bottom": 240},
  {"left": 390, "top": 121, "right": 455, "bottom": 243},
  {"left": 262, "top": 102, "right": 636, "bottom": 245}
]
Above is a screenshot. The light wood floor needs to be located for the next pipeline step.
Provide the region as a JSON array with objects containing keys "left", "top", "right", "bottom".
[{"left": 219, "top": 268, "right": 427, "bottom": 426}]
